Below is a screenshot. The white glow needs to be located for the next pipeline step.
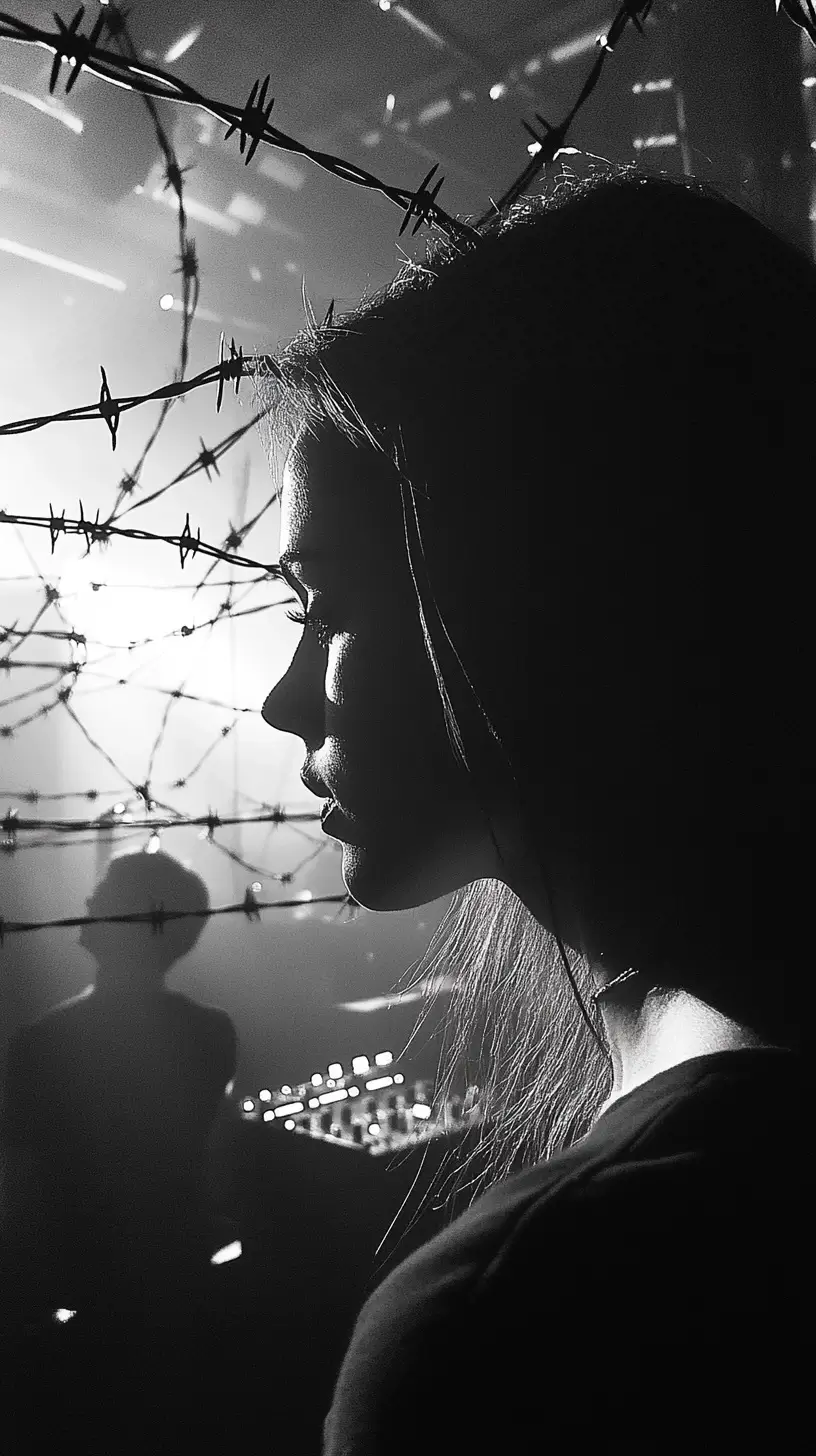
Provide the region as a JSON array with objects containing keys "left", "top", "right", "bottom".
[
  {"left": 53, "top": 1308, "right": 76, "bottom": 1322},
  {"left": 362, "top": 130, "right": 381, "bottom": 147},
  {"left": 164, "top": 25, "right": 203, "bottom": 64},
  {"left": 308, "top": 1097, "right": 319, "bottom": 1109},
  {"left": 284, "top": 1119, "right": 296, "bottom": 1129},
  {"left": 0, "top": 238, "right": 125, "bottom": 290},
  {"left": 318, "top": 1089, "right": 348, "bottom": 1106},
  {"left": 374, "top": 1051, "right": 393, "bottom": 1066},
  {"left": 250, "top": 267, "right": 262, "bottom": 281},
  {"left": 263, "top": 1110, "right": 275, "bottom": 1122},
  {"left": 311, "top": 1072, "right": 323, "bottom": 1086},
  {"left": 242, "top": 1099, "right": 255, "bottom": 1112},
  {"left": 527, "top": 142, "right": 542, "bottom": 156},
  {"left": 417, "top": 97, "right": 452, "bottom": 125},
  {"left": 365, "top": 1075, "right": 394, "bottom": 1091},
  {"left": 113, "top": 803, "right": 126, "bottom": 815},
  {"left": 412, "top": 1103, "right": 431, "bottom": 1119},
  {"left": 368, "top": 1123, "right": 380, "bottom": 1135},
  {"left": 352, "top": 1056, "right": 370, "bottom": 1075},
  {"left": 379, "top": 0, "right": 392, "bottom": 10},
  {"left": 489, "top": 83, "right": 506, "bottom": 100},
  {"left": 386, "top": 93, "right": 396, "bottom": 113},
  {"left": 348, "top": 1086, "right": 359, "bottom": 1097},
  {"left": 159, "top": 293, "right": 174, "bottom": 310},
  {"left": 274, "top": 1101, "right": 304, "bottom": 1117},
  {"left": 524, "top": 57, "right": 542, "bottom": 75},
  {"left": 394, "top": 6, "right": 445, "bottom": 47},
  {"left": 328, "top": 1063, "right": 343, "bottom": 1078},
  {"left": 146, "top": 832, "right": 161, "bottom": 854},
  {"left": 280, "top": 1085, "right": 292, "bottom": 1096},
  {"left": 394, "top": 1074, "right": 404, "bottom": 1084},
  {"left": 258, "top": 1089, "right": 272, "bottom": 1102},
  {"left": 297, "top": 890, "right": 313, "bottom": 901},
  {"left": 227, "top": 192, "right": 266, "bottom": 225},
  {"left": 0, "top": 85, "right": 83, "bottom": 133},
  {"left": 211, "top": 1239, "right": 241, "bottom": 1264},
  {"left": 549, "top": 28, "right": 608, "bottom": 63},
  {"left": 151, "top": 188, "right": 241, "bottom": 235},
  {"left": 257, "top": 154, "right": 306, "bottom": 190},
  {"left": 251, "top": 882, "right": 262, "bottom": 893}
]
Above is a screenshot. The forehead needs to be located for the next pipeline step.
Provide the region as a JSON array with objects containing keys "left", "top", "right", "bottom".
[{"left": 281, "top": 427, "right": 402, "bottom": 566}]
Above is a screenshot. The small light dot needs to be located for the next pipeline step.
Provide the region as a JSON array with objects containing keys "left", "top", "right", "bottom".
[
  {"left": 489, "top": 82, "right": 507, "bottom": 101},
  {"left": 159, "top": 294, "right": 174, "bottom": 310},
  {"left": 250, "top": 267, "right": 262, "bottom": 282}
]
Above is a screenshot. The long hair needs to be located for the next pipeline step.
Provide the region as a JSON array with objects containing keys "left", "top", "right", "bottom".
[{"left": 253, "top": 163, "right": 812, "bottom": 1209}]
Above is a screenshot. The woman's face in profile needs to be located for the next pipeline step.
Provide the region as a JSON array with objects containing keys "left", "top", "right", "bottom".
[{"left": 262, "top": 427, "right": 500, "bottom": 912}]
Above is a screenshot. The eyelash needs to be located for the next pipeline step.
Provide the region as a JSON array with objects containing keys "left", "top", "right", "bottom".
[{"left": 285, "top": 606, "right": 333, "bottom": 651}]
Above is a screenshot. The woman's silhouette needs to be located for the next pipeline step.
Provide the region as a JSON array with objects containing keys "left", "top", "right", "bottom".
[{"left": 257, "top": 166, "right": 808, "bottom": 1450}]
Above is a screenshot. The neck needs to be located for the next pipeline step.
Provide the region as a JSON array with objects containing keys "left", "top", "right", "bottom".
[{"left": 597, "top": 984, "right": 782, "bottom": 1111}]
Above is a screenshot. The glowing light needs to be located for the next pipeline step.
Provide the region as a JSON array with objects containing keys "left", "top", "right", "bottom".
[
  {"left": 393, "top": 6, "right": 445, "bottom": 47},
  {"left": 151, "top": 188, "right": 240, "bottom": 236},
  {"left": 146, "top": 832, "right": 161, "bottom": 854},
  {"left": 0, "top": 84, "right": 83, "bottom": 133},
  {"left": 385, "top": 93, "right": 396, "bottom": 114},
  {"left": 549, "top": 29, "right": 606, "bottom": 63},
  {"left": 0, "top": 238, "right": 126, "bottom": 291},
  {"left": 368, "top": 1123, "right": 380, "bottom": 1136},
  {"left": 489, "top": 83, "right": 507, "bottom": 100},
  {"left": 308, "top": 1097, "right": 319, "bottom": 1109},
  {"left": 374, "top": 1051, "right": 393, "bottom": 1066},
  {"left": 412, "top": 1103, "right": 431, "bottom": 1120},
  {"left": 258, "top": 1089, "right": 272, "bottom": 1102},
  {"left": 280, "top": 1085, "right": 292, "bottom": 1096},
  {"left": 328, "top": 1063, "right": 343, "bottom": 1078},
  {"left": 211, "top": 1239, "right": 241, "bottom": 1265},
  {"left": 524, "top": 57, "right": 542, "bottom": 75},
  {"left": 378, "top": 0, "right": 392, "bottom": 10},
  {"left": 164, "top": 25, "right": 203, "bottom": 64},
  {"left": 365, "top": 1075, "right": 394, "bottom": 1091},
  {"left": 318, "top": 1089, "right": 348, "bottom": 1106},
  {"left": 417, "top": 98, "right": 452, "bottom": 125},
  {"left": 394, "top": 1074, "right": 404, "bottom": 1084},
  {"left": 284, "top": 1118, "right": 296, "bottom": 1129},
  {"left": 527, "top": 142, "right": 542, "bottom": 156},
  {"left": 311, "top": 1072, "right": 323, "bottom": 1086},
  {"left": 459, "top": 89, "right": 475, "bottom": 102},
  {"left": 297, "top": 890, "right": 313, "bottom": 902},
  {"left": 250, "top": 267, "right": 262, "bottom": 282},
  {"left": 242, "top": 1099, "right": 255, "bottom": 1112},
  {"left": 361, "top": 131, "right": 382, "bottom": 146},
  {"left": 53, "top": 1308, "right": 76, "bottom": 1323},
  {"left": 159, "top": 293, "right": 174, "bottom": 310},
  {"left": 227, "top": 192, "right": 266, "bottom": 225},
  {"left": 352, "top": 1056, "right": 370, "bottom": 1075},
  {"left": 113, "top": 803, "right": 126, "bottom": 815},
  {"left": 263, "top": 1110, "right": 275, "bottom": 1122},
  {"left": 804, "top": 76, "right": 816, "bottom": 88},
  {"left": 274, "top": 1101, "right": 304, "bottom": 1117},
  {"left": 251, "top": 882, "right": 262, "bottom": 892}
]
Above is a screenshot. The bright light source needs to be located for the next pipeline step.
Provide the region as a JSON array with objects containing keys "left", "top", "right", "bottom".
[
  {"left": 242, "top": 1099, "right": 255, "bottom": 1112},
  {"left": 146, "top": 832, "right": 161, "bottom": 854},
  {"left": 328, "top": 1063, "right": 343, "bottom": 1078},
  {"left": 280, "top": 1085, "right": 292, "bottom": 1096},
  {"left": 227, "top": 192, "right": 266, "bottom": 225},
  {"left": 297, "top": 890, "right": 313, "bottom": 902},
  {"left": 211, "top": 1239, "right": 241, "bottom": 1265},
  {"left": 378, "top": 0, "right": 392, "bottom": 10},
  {"left": 459, "top": 89, "right": 475, "bottom": 101},
  {"left": 368, "top": 1123, "right": 380, "bottom": 1135},
  {"left": 250, "top": 268, "right": 262, "bottom": 282},
  {"left": 524, "top": 57, "right": 542, "bottom": 74},
  {"left": 284, "top": 1118, "right": 296, "bottom": 1129},
  {"left": 417, "top": 98, "right": 452, "bottom": 125},
  {"left": 159, "top": 293, "right": 174, "bottom": 310},
  {"left": 263, "top": 1109, "right": 274, "bottom": 1122},
  {"left": 0, "top": 238, "right": 126, "bottom": 291},
  {"left": 527, "top": 142, "right": 542, "bottom": 156},
  {"left": 549, "top": 29, "right": 603, "bottom": 64},
  {"left": 394, "top": 1074, "right": 404, "bottom": 1084},
  {"left": 352, "top": 1056, "right": 370, "bottom": 1075},
  {"left": 164, "top": 25, "right": 203, "bottom": 64},
  {"left": 113, "top": 803, "right": 126, "bottom": 815},
  {"left": 308, "top": 1097, "right": 319, "bottom": 1109},
  {"left": 311, "top": 1072, "right": 323, "bottom": 1086},
  {"left": 259, "top": 1089, "right": 272, "bottom": 1102},
  {"left": 385, "top": 93, "right": 396, "bottom": 113},
  {"left": 53, "top": 1308, "right": 76, "bottom": 1323},
  {"left": 374, "top": 1051, "right": 393, "bottom": 1066},
  {"left": 251, "top": 881, "right": 262, "bottom": 892},
  {"left": 412, "top": 1103, "right": 431, "bottom": 1119},
  {"left": 366, "top": 1075, "right": 394, "bottom": 1091},
  {"left": 489, "top": 82, "right": 507, "bottom": 100},
  {"left": 348, "top": 1086, "right": 360, "bottom": 1097},
  {"left": 274, "top": 1101, "right": 304, "bottom": 1117}
]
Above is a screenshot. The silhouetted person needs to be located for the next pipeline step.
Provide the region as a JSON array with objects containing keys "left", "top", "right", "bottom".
[{"left": 0, "top": 849, "right": 237, "bottom": 1338}]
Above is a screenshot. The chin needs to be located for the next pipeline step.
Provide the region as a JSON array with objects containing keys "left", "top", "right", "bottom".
[{"left": 339, "top": 841, "right": 472, "bottom": 913}]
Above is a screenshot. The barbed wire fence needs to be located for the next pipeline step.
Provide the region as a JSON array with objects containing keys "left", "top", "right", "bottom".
[{"left": 2, "top": 0, "right": 814, "bottom": 941}]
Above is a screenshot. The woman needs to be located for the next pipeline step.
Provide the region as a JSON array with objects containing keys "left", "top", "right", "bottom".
[{"left": 257, "top": 166, "right": 807, "bottom": 1449}]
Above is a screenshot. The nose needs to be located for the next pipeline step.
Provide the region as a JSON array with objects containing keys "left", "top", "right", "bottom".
[{"left": 261, "top": 642, "right": 325, "bottom": 742}]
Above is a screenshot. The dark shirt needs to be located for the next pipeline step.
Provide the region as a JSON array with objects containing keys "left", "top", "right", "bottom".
[
  {"left": 323, "top": 1048, "right": 802, "bottom": 1452},
  {"left": 1, "top": 987, "right": 236, "bottom": 1308}
]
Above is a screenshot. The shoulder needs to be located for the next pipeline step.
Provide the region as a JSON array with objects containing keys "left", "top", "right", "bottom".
[{"left": 168, "top": 994, "right": 236, "bottom": 1053}]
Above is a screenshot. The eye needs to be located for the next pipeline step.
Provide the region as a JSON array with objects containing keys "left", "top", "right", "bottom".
[{"left": 284, "top": 605, "right": 334, "bottom": 652}]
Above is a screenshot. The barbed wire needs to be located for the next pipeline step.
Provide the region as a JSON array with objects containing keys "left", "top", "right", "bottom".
[
  {"left": 0, "top": 0, "right": 662, "bottom": 466},
  {"left": 0, "top": 888, "right": 361, "bottom": 945}
]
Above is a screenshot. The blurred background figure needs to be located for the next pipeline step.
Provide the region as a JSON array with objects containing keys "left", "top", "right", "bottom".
[{"left": 0, "top": 849, "right": 238, "bottom": 1344}]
